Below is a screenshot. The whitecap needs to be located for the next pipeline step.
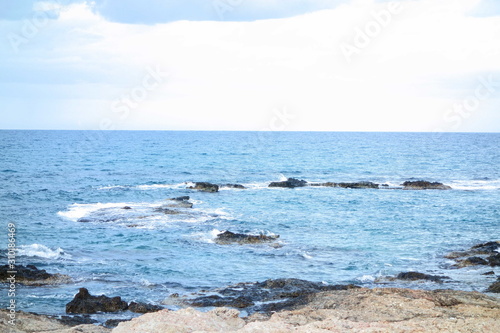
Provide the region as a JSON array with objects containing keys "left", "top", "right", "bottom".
[{"left": 17, "top": 244, "right": 70, "bottom": 260}]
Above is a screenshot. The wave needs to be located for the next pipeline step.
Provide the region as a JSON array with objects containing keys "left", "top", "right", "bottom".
[
  {"left": 448, "top": 179, "right": 500, "bottom": 191},
  {"left": 17, "top": 244, "right": 71, "bottom": 260}
]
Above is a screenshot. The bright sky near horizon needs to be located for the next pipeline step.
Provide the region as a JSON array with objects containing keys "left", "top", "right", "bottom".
[{"left": 1, "top": 0, "right": 499, "bottom": 131}]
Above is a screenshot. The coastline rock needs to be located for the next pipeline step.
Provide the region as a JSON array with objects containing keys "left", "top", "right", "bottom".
[
  {"left": 166, "top": 196, "right": 193, "bottom": 208},
  {"left": 168, "top": 196, "right": 190, "bottom": 201},
  {"left": 222, "top": 183, "right": 246, "bottom": 189},
  {"left": 121, "top": 206, "right": 132, "bottom": 210},
  {"left": 486, "top": 278, "right": 500, "bottom": 293},
  {"left": 105, "top": 319, "right": 130, "bottom": 328},
  {"left": 0, "top": 310, "right": 111, "bottom": 333},
  {"left": 487, "top": 253, "right": 500, "bottom": 266},
  {"left": 188, "top": 295, "right": 255, "bottom": 309},
  {"left": 153, "top": 207, "right": 182, "bottom": 214},
  {"left": 214, "top": 231, "right": 279, "bottom": 245},
  {"left": 269, "top": 178, "right": 307, "bottom": 188},
  {"left": 66, "top": 288, "right": 128, "bottom": 314},
  {"left": 0, "top": 264, "right": 71, "bottom": 286},
  {"left": 128, "top": 302, "right": 163, "bottom": 314},
  {"left": 395, "top": 271, "right": 449, "bottom": 283},
  {"left": 188, "top": 182, "right": 219, "bottom": 192},
  {"left": 402, "top": 180, "right": 452, "bottom": 190},
  {"left": 454, "top": 256, "right": 489, "bottom": 268},
  {"left": 113, "top": 288, "right": 500, "bottom": 333}
]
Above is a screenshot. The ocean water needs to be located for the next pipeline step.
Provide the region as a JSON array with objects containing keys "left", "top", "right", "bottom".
[{"left": 1, "top": 130, "right": 499, "bottom": 320}]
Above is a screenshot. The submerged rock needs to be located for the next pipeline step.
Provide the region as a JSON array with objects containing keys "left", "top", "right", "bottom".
[
  {"left": 269, "top": 178, "right": 307, "bottom": 188},
  {"left": 0, "top": 264, "right": 71, "bottom": 286},
  {"left": 188, "top": 295, "right": 254, "bottom": 309},
  {"left": 188, "top": 182, "right": 219, "bottom": 192},
  {"left": 487, "top": 253, "right": 500, "bottom": 266},
  {"left": 66, "top": 288, "right": 128, "bottom": 314},
  {"left": 395, "top": 271, "right": 449, "bottom": 283},
  {"left": 401, "top": 180, "right": 452, "bottom": 190},
  {"left": 214, "top": 231, "right": 279, "bottom": 245},
  {"left": 222, "top": 183, "right": 246, "bottom": 189},
  {"left": 454, "top": 256, "right": 489, "bottom": 268},
  {"left": 153, "top": 207, "right": 182, "bottom": 214}
]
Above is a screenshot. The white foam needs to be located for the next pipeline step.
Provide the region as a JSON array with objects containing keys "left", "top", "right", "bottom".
[
  {"left": 449, "top": 179, "right": 500, "bottom": 191},
  {"left": 301, "top": 252, "right": 313, "bottom": 260},
  {"left": 358, "top": 275, "right": 376, "bottom": 282},
  {"left": 58, "top": 202, "right": 130, "bottom": 221},
  {"left": 18, "top": 244, "right": 70, "bottom": 259}
]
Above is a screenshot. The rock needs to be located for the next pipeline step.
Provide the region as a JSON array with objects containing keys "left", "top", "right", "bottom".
[
  {"left": 269, "top": 178, "right": 307, "bottom": 188},
  {"left": 112, "top": 288, "right": 500, "bottom": 333},
  {"left": 0, "top": 309, "right": 111, "bottom": 333},
  {"left": 395, "top": 271, "right": 449, "bottom": 283},
  {"left": 184, "top": 278, "right": 359, "bottom": 314},
  {"left": 487, "top": 253, "right": 500, "bottom": 266},
  {"left": 122, "top": 206, "right": 132, "bottom": 210},
  {"left": 188, "top": 182, "right": 219, "bottom": 192},
  {"left": 66, "top": 288, "right": 128, "bottom": 314},
  {"left": 56, "top": 315, "right": 98, "bottom": 326},
  {"left": 153, "top": 207, "right": 182, "bottom": 214},
  {"left": 222, "top": 183, "right": 246, "bottom": 189},
  {"left": 486, "top": 278, "right": 500, "bottom": 293},
  {"left": 402, "top": 180, "right": 452, "bottom": 190},
  {"left": 445, "top": 240, "right": 500, "bottom": 259},
  {"left": 454, "top": 256, "right": 489, "bottom": 268},
  {"left": 188, "top": 295, "right": 254, "bottom": 309},
  {"left": 214, "top": 231, "right": 279, "bottom": 245},
  {"left": 104, "top": 319, "right": 130, "bottom": 328},
  {"left": 168, "top": 196, "right": 190, "bottom": 201},
  {"left": 128, "top": 302, "right": 163, "bottom": 313},
  {"left": 311, "top": 181, "right": 379, "bottom": 189},
  {"left": 0, "top": 264, "right": 71, "bottom": 286},
  {"left": 483, "top": 271, "right": 496, "bottom": 275}
]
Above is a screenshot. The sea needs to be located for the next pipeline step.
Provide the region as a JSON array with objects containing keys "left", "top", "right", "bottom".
[{"left": 1, "top": 130, "right": 499, "bottom": 322}]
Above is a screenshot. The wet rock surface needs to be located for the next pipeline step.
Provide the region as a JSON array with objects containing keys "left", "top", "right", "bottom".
[
  {"left": 182, "top": 278, "right": 360, "bottom": 314},
  {"left": 127, "top": 301, "right": 163, "bottom": 314},
  {"left": 188, "top": 182, "right": 219, "bottom": 192},
  {"left": 402, "top": 180, "right": 452, "bottom": 190},
  {"left": 446, "top": 241, "right": 500, "bottom": 268},
  {"left": 269, "top": 178, "right": 307, "bottom": 188},
  {"left": 222, "top": 183, "right": 246, "bottom": 189},
  {"left": 214, "top": 230, "right": 279, "bottom": 245},
  {"left": 0, "top": 264, "right": 71, "bottom": 286},
  {"left": 66, "top": 288, "right": 129, "bottom": 314},
  {"left": 395, "top": 271, "right": 450, "bottom": 283},
  {"left": 487, "top": 277, "right": 500, "bottom": 293}
]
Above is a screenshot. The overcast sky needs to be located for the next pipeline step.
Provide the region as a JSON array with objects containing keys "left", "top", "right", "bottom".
[{"left": 1, "top": 0, "right": 499, "bottom": 131}]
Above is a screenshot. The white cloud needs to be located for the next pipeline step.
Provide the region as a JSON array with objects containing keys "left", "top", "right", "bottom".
[{"left": 1, "top": 0, "right": 499, "bottom": 131}]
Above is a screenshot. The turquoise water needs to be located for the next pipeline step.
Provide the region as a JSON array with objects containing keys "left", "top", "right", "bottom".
[{"left": 1, "top": 130, "right": 499, "bottom": 319}]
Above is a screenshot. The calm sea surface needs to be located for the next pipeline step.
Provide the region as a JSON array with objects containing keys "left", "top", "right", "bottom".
[{"left": 1, "top": 130, "right": 499, "bottom": 320}]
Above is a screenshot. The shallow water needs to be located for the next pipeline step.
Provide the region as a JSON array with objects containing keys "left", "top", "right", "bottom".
[{"left": 1, "top": 130, "right": 499, "bottom": 320}]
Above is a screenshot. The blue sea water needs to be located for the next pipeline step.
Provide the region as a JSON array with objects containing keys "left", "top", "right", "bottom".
[{"left": 1, "top": 130, "right": 499, "bottom": 320}]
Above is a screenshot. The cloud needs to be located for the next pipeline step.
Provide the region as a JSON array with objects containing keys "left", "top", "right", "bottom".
[{"left": 1, "top": 0, "right": 499, "bottom": 131}]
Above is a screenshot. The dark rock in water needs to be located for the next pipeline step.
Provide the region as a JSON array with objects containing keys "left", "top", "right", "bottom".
[
  {"left": 396, "top": 272, "right": 449, "bottom": 283},
  {"left": 454, "top": 256, "right": 489, "bottom": 268},
  {"left": 66, "top": 288, "right": 128, "bottom": 314},
  {"left": 56, "top": 315, "right": 98, "bottom": 326},
  {"left": 401, "top": 180, "right": 452, "bottom": 190},
  {"left": 487, "top": 253, "right": 500, "bottom": 266},
  {"left": 188, "top": 295, "right": 254, "bottom": 309},
  {"left": 183, "top": 278, "right": 360, "bottom": 314},
  {"left": 0, "top": 264, "right": 71, "bottom": 286},
  {"left": 482, "top": 271, "right": 496, "bottom": 275},
  {"left": 486, "top": 277, "right": 500, "bottom": 293},
  {"left": 214, "top": 231, "right": 279, "bottom": 245},
  {"left": 188, "top": 182, "right": 219, "bottom": 192},
  {"left": 122, "top": 206, "right": 132, "bottom": 210},
  {"left": 311, "top": 182, "right": 379, "bottom": 189},
  {"left": 168, "top": 196, "right": 190, "bottom": 201},
  {"left": 128, "top": 302, "right": 163, "bottom": 313},
  {"left": 269, "top": 178, "right": 307, "bottom": 188},
  {"left": 222, "top": 184, "right": 246, "bottom": 189},
  {"left": 336, "top": 182, "right": 379, "bottom": 189},
  {"left": 105, "top": 319, "right": 130, "bottom": 328},
  {"left": 153, "top": 207, "right": 182, "bottom": 214},
  {"left": 445, "top": 241, "right": 500, "bottom": 259}
]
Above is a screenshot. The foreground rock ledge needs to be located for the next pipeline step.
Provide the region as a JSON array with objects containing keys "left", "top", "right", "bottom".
[{"left": 114, "top": 288, "right": 500, "bottom": 333}]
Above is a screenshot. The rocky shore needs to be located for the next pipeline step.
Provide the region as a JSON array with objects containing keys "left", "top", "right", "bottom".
[{"left": 2, "top": 287, "right": 499, "bottom": 332}]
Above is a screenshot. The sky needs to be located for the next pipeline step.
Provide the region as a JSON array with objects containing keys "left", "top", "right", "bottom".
[{"left": 0, "top": 0, "right": 499, "bottom": 131}]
